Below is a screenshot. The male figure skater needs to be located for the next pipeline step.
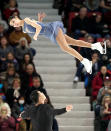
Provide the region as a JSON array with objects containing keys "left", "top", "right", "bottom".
[{"left": 20, "top": 90, "right": 73, "bottom": 131}]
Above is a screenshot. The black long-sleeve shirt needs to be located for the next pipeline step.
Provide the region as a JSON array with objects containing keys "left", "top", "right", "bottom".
[{"left": 21, "top": 104, "right": 66, "bottom": 131}]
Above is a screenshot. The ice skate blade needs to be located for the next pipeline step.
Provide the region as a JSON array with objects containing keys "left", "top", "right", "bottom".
[{"left": 87, "top": 61, "right": 92, "bottom": 74}]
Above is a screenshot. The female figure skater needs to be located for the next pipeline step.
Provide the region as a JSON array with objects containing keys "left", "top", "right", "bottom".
[
  {"left": 20, "top": 90, "right": 73, "bottom": 131},
  {"left": 9, "top": 13, "right": 106, "bottom": 74}
]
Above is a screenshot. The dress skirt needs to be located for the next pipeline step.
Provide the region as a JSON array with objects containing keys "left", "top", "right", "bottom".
[{"left": 41, "top": 21, "right": 66, "bottom": 44}]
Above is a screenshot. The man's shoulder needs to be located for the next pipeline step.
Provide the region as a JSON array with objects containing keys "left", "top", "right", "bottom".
[
  {"left": 39, "top": 104, "right": 53, "bottom": 116},
  {"left": 40, "top": 104, "right": 52, "bottom": 111},
  {"left": 40, "top": 104, "right": 50, "bottom": 108},
  {"left": 25, "top": 104, "right": 51, "bottom": 111}
]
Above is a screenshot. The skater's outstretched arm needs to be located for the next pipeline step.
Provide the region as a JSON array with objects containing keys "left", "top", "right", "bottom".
[
  {"left": 54, "top": 105, "right": 73, "bottom": 116},
  {"left": 24, "top": 17, "right": 42, "bottom": 40}
]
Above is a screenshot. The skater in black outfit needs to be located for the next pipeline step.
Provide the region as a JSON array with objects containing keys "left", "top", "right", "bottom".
[{"left": 20, "top": 90, "right": 73, "bottom": 131}]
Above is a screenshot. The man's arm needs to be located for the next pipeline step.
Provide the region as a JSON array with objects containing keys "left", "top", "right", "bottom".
[
  {"left": 54, "top": 108, "right": 66, "bottom": 116},
  {"left": 24, "top": 17, "right": 42, "bottom": 40},
  {"left": 54, "top": 105, "right": 73, "bottom": 116}
]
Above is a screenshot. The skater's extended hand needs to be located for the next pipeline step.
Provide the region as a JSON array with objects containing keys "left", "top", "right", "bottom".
[
  {"left": 66, "top": 105, "right": 73, "bottom": 112},
  {"left": 38, "top": 12, "right": 46, "bottom": 22},
  {"left": 33, "top": 35, "right": 38, "bottom": 40},
  {"left": 39, "top": 12, "right": 46, "bottom": 18}
]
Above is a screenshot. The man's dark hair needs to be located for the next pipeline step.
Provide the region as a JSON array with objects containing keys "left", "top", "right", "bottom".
[{"left": 30, "top": 90, "right": 39, "bottom": 104}]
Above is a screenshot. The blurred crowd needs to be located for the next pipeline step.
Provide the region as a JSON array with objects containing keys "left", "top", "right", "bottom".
[
  {"left": 53, "top": 0, "right": 111, "bottom": 131},
  {"left": 0, "top": 0, "right": 59, "bottom": 131}
]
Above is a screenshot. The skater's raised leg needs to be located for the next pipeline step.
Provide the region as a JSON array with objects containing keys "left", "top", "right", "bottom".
[{"left": 56, "top": 28, "right": 92, "bottom": 74}]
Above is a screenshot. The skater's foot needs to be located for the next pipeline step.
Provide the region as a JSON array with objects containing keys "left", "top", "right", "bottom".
[
  {"left": 91, "top": 41, "right": 106, "bottom": 54},
  {"left": 81, "top": 58, "right": 92, "bottom": 74},
  {"left": 73, "top": 76, "right": 79, "bottom": 83}
]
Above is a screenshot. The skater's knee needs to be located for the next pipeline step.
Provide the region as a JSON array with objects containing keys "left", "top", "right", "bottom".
[
  {"left": 64, "top": 35, "right": 71, "bottom": 43},
  {"left": 65, "top": 35, "right": 77, "bottom": 44},
  {"left": 60, "top": 45, "right": 69, "bottom": 52}
]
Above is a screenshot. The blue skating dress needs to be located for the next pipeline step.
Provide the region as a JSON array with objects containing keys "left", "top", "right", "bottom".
[{"left": 23, "top": 20, "right": 65, "bottom": 45}]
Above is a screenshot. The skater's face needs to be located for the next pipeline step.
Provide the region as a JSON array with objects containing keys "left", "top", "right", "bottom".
[
  {"left": 38, "top": 91, "right": 46, "bottom": 104},
  {"left": 10, "top": 16, "right": 21, "bottom": 27}
]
